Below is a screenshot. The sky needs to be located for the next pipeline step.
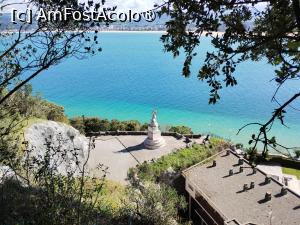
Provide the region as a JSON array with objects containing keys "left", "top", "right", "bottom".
[{"left": 0, "top": 0, "right": 163, "bottom": 13}]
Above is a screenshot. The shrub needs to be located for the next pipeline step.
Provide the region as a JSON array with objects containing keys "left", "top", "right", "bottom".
[
  {"left": 84, "top": 117, "right": 102, "bottom": 133},
  {"left": 140, "top": 123, "right": 149, "bottom": 131},
  {"left": 2, "top": 84, "right": 69, "bottom": 123},
  {"left": 46, "top": 106, "right": 68, "bottom": 123},
  {"left": 168, "top": 126, "right": 193, "bottom": 134},
  {"left": 124, "top": 120, "right": 141, "bottom": 131},
  {"left": 99, "top": 119, "right": 111, "bottom": 131},
  {"left": 110, "top": 119, "right": 126, "bottom": 131},
  {"left": 122, "top": 182, "right": 186, "bottom": 225},
  {"left": 69, "top": 117, "right": 85, "bottom": 133}
]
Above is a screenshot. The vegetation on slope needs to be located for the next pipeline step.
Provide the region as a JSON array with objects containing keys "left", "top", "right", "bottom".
[
  {"left": 0, "top": 85, "right": 229, "bottom": 225},
  {"left": 129, "top": 138, "right": 228, "bottom": 182},
  {"left": 0, "top": 84, "right": 68, "bottom": 124},
  {"left": 122, "top": 182, "right": 187, "bottom": 225},
  {"left": 69, "top": 117, "right": 148, "bottom": 134},
  {"left": 0, "top": 85, "right": 69, "bottom": 168},
  {"left": 0, "top": 85, "right": 192, "bottom": 225}
]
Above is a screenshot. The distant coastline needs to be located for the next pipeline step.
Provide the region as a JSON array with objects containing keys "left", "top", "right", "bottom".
[
  {"left": 98, "top": 30, "right": 224, "bottom": 36},
  {"left": 0, "top": 29, "right": 224, "bottom": 37}
]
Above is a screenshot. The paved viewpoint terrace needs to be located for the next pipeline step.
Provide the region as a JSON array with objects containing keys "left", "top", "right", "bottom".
[{"left": 87, "top": 135, "right": 187, "bottom": 183}]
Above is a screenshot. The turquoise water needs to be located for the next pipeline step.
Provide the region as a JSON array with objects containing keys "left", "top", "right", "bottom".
[{"left": 30, "top": 32, "right": 300, "bottom": 148}]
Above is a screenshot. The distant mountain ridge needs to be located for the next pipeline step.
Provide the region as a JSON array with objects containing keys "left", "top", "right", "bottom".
[
  {"left": 0, "top": 12, "right": 169, "bottom": 31},
  {"left": 0, "top": 12, "right": 253, "bottom": 31}
]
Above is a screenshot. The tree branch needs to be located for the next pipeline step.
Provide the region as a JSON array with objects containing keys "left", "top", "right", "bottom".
[{"left": 292, "top": 0, "right": 300, "bottom": 30}]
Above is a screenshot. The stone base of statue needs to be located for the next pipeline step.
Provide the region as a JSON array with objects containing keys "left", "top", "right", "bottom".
[
  {"left": 144, "top": 128, "right": 166, "bottom": 149},
  {"left": 144, "top": 111, "right": 165, "bottom": 150}
]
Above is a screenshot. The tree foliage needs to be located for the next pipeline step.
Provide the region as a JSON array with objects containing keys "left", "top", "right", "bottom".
[{"left": 159, "top": 0, "right": 300, "bottom": 156}]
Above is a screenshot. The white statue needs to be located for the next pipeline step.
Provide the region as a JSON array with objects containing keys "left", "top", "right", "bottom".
[
  {"left": 150, "top": 110, "right": 158, "bottom": 127},
  {"left": 144, "top": 110, "right": 165, "bottom": 150}
]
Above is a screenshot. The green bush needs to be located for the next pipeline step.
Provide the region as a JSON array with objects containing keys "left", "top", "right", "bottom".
[
  {"left": 122, "top": 182, "right": 187, "bottom": 225},
  {"left": 110, "top": 119, "right": 126, "bottom": 131},
  {"left": 168, "top": 126, "right": 193, "bottom": 134},
  {"left": 124, "top": 120, "right": 141, "bottom": 131},
  {"left": 140, "top": 123, "right": 149, "bottom": 131},
  {"left": 69, "top": 117, "right": 85, "bottom": 133},
  {"left": 1, "top": 85, "right": 69, "bottom": 123},
  {"left": 83, "top": 117, "right": 102, "bottom": 133},
  {"left": 45, "top": 104, "right": 68, "bottom": 123},
  {"left": 99, "top": 119, "right": 111, "bottom": 131}
]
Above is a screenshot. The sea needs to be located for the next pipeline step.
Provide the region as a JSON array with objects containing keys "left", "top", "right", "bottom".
[{"left": 30, "top": 32, "right": 300, "bottom": 150}]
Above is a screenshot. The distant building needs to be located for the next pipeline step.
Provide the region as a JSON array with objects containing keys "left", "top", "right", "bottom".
[{"left": 182, "top": 150, "right": 300, "bottom": 225}]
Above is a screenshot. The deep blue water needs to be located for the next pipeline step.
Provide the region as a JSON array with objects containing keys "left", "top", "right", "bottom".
[{"left": 30, "top": 32, "right": 300, "bottom": 148}]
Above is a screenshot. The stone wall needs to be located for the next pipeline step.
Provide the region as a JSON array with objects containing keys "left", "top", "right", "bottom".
[{"left": 86, "top": 131, "right": 203, "bottom": 139}]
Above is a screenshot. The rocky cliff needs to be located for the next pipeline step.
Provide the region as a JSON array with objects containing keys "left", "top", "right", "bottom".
[{"left": 25, "top": 121, "right": 90, "bottom": 175}]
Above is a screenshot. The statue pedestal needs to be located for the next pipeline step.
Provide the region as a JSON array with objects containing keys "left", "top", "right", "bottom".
[{"left": 144, "top": 126, "right": 165, "bottom": 150}]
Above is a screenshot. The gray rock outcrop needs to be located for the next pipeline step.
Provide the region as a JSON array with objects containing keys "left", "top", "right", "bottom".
[{"left": 25, "top": 121, "right": 89, "bottom": 176}]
